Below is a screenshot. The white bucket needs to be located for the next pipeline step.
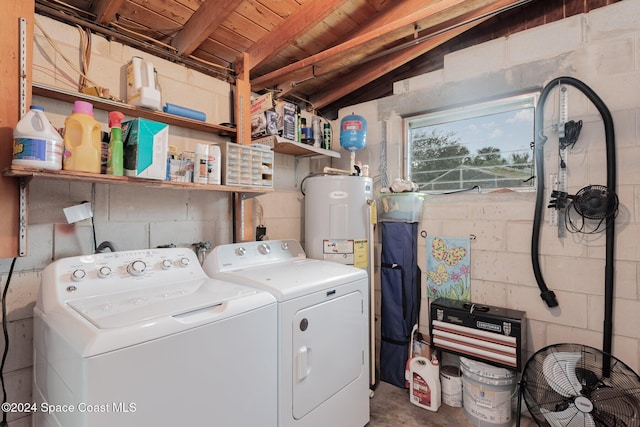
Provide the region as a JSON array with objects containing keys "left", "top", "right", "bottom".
[
  {"left": 440, "top": 365, "right": 463, "bottom": 407},
  {"left": 460, "top": 357, "right": 517, "bottom": 427}
]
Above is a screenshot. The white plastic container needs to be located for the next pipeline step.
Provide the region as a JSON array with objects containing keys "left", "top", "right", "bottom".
[
  {"left": 207, "top": 144, "right": 221, "bottom": 185},
  {"left": 409, "top": 356, "right": 441, "bottom": 411},
  {"left": 194, "top": 143, "right": 209, "bottom": 184},
  {"left": 460, "top": 357, "right": 517, "bottom": 427},
  {"left": 12, "top": 106, "right": 63, "bottom": 170},
  {"left": 126, "top": 56, "right": 161, "bottom": 111}
]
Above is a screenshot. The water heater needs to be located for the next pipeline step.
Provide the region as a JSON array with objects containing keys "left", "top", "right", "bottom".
[{"left": 304, "top": 174, "right": 373, "bottom": 268}]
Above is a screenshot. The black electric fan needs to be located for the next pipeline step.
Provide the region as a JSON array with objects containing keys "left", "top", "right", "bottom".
[
  {"left": 549, "top": 184, "right": 619, "bottom": 234},
  {"left": 519, "top": 343, "right": 640, "bottom": 427}
]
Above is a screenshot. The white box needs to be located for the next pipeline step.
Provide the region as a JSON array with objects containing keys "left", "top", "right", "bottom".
[{"left": 122, "top": 118, "right": 169, "bottom": 180}]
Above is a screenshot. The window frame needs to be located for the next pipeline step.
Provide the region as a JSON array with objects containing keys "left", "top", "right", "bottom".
[{"left": 403, "top": 91, "right": 539, "bottom": 193}]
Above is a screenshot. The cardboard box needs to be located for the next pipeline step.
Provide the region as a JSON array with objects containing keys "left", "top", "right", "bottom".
[
  {"left": 275, "top": 101, "right": 296, "bottom": 141},
  {"left": 122, "top": 118, "right": 169, "bottom": 180},
  {"left": 250, "top": 92, "right": 273, "bottom": 115},
  {"left": 251, "top": 112, "right": 267, "bottom": 138}
]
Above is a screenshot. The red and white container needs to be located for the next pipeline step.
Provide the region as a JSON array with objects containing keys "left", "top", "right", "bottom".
[{"left": 409, "top": 355, "right": 441, "bottom": 411}]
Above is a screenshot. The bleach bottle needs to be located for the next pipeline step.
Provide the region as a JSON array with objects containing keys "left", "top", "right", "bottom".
[
  {"left": 63, "top": 100, "right": 102, "bottom": 173},
  {"left": 409, "top": 354, "right": 442, "bottom": 411},
  {"left": 12, "top": 105, "right": 63, "bottom": 170}
]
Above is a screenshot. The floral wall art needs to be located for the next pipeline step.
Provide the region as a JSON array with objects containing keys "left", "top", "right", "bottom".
[{"left": 426, "top": 236, "right": 471, "bottom": 301}]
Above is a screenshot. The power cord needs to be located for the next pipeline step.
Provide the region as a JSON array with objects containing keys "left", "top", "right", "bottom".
[
  {"left": 1, "top": 257, "right": 17, "bottom": 426},
  {"left": 559, "top": 119, "right": 583, "bottom": 149}
]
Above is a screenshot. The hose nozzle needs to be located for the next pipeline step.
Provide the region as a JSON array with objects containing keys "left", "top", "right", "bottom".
[{"left": 540, "top": 290, "right": 559, "bottom": 308}]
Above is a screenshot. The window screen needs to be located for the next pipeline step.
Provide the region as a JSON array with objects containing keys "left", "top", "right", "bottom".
[{"left": 406, "top": 93, "right": 537, "bottom": 192}]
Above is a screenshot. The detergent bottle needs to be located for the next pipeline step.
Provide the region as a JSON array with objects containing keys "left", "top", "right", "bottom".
[
  {"left": 12, "top": 105, "right": 63, "bottom": 170},
  {"left": 106, "top": 111, "right": 125, "bottom": 175},
  {"left": 63, "top": 100, "right": 102, "bottom": 173},
  {"left": 409, "top": 354, "right": 442, "bottom": 411}
]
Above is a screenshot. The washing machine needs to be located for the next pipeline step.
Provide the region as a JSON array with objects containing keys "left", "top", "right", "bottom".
[
  {"left": 203, "top": 239, "right": 370, "bottom": 427},
  {"left": 32, "top": 247, "right": 278, "bottom": 427}
]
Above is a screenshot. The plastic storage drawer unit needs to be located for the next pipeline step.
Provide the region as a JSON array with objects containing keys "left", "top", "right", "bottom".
[{"left": 221, "top": 142, "right": 274, "bottom": 188}]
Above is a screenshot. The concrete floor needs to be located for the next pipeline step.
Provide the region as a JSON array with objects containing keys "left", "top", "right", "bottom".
[{"left": 368, "top": 381, "right": 539, "bottom": 427}]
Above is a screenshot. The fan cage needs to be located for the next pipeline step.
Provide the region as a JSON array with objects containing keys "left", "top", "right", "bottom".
[
  {"left": 521, "top": 343, "right": 640, "bottom": 427},
  {"left": 571, "top": 185, "right": 618, "bottom": 220}
]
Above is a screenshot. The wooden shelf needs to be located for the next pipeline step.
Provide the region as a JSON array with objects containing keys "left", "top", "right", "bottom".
[
  {"left": 252, "top": 135, "right": 341, "bottom": 158},
  {"left": 4, "top": 166, "right": 273, "bottom": 193},
  {"left": 32, "top": 83, "right": 236, "bottom": 136}
]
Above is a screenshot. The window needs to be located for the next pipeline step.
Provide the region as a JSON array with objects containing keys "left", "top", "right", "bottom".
[{"left": 405, "top": 93, "right": 537, "bottom": 192}]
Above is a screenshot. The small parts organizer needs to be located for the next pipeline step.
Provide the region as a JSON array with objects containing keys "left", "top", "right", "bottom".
[{"left": 222, "top": 142, "right": 274, "bottom": 188}]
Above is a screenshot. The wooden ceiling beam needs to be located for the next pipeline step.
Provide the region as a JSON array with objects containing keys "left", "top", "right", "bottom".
[
  {"left": 309, "top": 20, "right": 485, "bottom": 109},
  {"left": 92, "top": 0, "right": 126, "bottom": 25},
  {"left": 279, "top": 0, "right": 530, "bottom": 105},
  {"left": 247, "top": 0, "right": 351, "bottom": 71},
  {"left": 250, "top": 0, "right": 473, "bottom": 90},
  {"left": 171, "top": 0, "right": 243, "bottom": 56}
]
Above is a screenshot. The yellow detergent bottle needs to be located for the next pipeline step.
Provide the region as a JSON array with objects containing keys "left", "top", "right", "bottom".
[{"left": 63, "top": 100, "right": 103, "bottom": 173}]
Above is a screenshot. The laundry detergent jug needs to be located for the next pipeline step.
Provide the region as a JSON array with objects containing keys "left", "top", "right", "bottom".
[{"left": 63, "top": 100, "right": 102, "bottom": 173}]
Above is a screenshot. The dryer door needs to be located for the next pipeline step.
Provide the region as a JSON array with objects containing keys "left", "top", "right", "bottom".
[{"left": 292, "top": 290, "right": 365, "bottom": 419}]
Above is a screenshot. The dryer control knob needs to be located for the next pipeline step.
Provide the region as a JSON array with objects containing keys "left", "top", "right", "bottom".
[
  {"left": 178, "top": 257, "right": 190, "bottom": 267},
  {"left": 71, "top": 269, "right": 86, "bottom": 282},
  {"left": 97, "top": 266, "right": 112, "bottom": 278},
  {"left": 161, "top": 259, "right": 173, "bottom": 270},
  {"left": 235, "top": 247, "right": 246, "bottom": 256},
  {"left": 127, "top": 260, "right": 147, "bottom": 276},
  {"left": 258, "top": 243, "right": 271, "bottom": 255}
]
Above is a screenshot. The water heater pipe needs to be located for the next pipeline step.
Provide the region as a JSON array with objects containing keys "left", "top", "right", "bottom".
[
  {"left": 323, "top": 151, "right": 358, "bottom": 175},
  {"left": 323, "top": 166, "right": 353, "bottom": 175}
]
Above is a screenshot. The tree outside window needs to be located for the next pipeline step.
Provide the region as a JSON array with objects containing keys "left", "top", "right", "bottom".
[{"left": 406, "top": 94, "right": 537, "bottom": 192}]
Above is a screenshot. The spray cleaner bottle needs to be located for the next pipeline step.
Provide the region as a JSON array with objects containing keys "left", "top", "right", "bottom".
[{"left": 106, "top": 111, "right": 125, "bottom": 175}]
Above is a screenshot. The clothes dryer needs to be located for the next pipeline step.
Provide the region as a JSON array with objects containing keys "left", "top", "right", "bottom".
[
  {"left": 203, "top": 239, "right": 370, "bottom": 427},
  {"left": 33, "top": 247, "right": 277, "bottom": 427}
]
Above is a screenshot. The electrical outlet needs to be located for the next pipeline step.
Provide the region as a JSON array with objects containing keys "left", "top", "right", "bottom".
[{"left": 256, "top": 225, "right": 267, "bottom": 241}]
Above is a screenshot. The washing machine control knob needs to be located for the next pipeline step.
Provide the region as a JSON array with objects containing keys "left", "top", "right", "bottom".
[
  {"left": 71, "top": 269, "right": 86, "bottom": 282},
  {"left": 161, "top": 259, "right": 173, "bottom": 270},
  {"left": 179, "top": 257, "right": 190, "bottom": 267},
  {"left": 235, "top": 247, "right": 246, "bottom": 256},
  {"left": 127, "top": 260, "right": 147, "bottom": 276},
  {"left": 97, "top": 266, "right": 112, "bottom": 278},
  {"left": 258, "top": 243, "right": 271, "bottom": 255},
  {"left": 281, "top": 242, "right": 289, "bottom": 251}
]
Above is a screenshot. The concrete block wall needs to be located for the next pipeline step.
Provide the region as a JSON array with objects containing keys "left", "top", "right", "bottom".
[
  {"left": 0, "top": 15, "right": 308, "bottom": 426},
  {"left": 343, "top": 0, "right": 640, "bottom": 373}
]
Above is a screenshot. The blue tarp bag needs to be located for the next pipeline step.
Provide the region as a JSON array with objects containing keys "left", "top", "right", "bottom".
[{"left": 379, "top": 222, "right": 421, "bottom": 388}]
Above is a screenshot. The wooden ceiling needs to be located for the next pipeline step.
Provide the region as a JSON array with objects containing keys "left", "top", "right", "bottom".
[{"left": 35, "top": 0, "right": 618, "bottom": 119}]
